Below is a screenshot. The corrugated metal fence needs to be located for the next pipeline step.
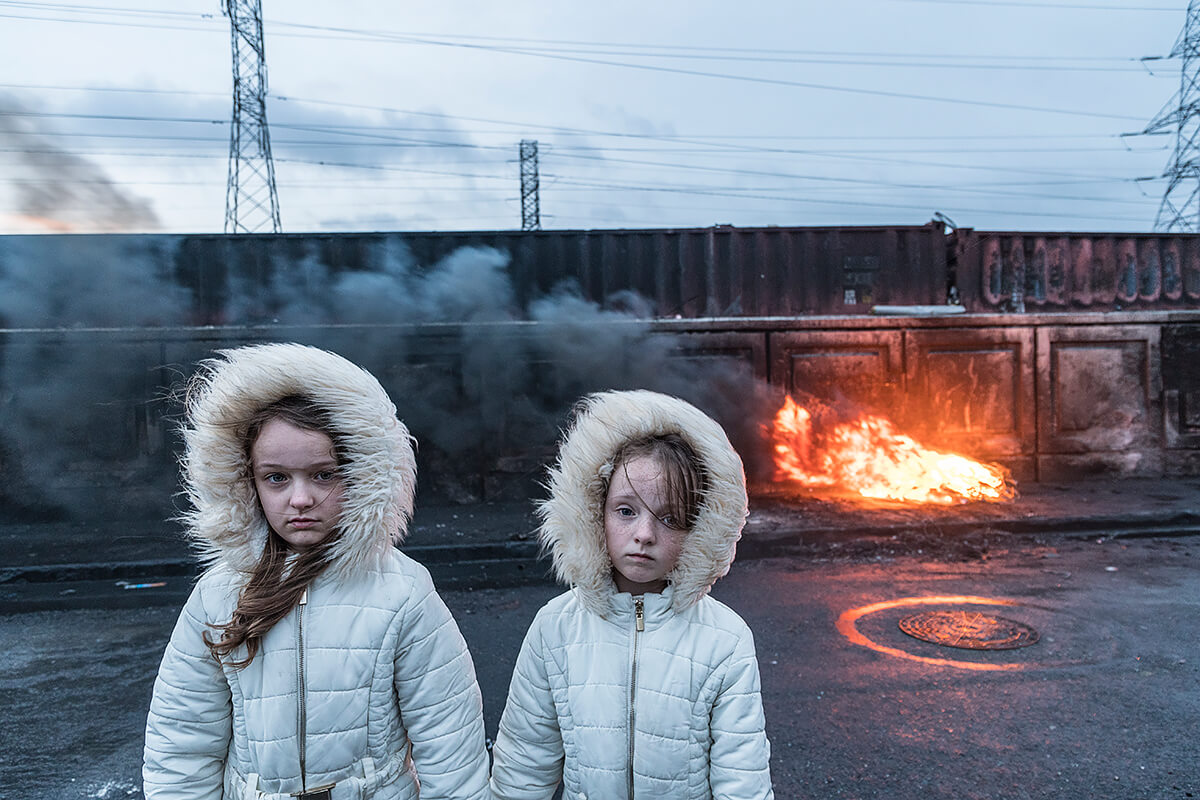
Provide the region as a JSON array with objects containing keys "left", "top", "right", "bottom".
[
  {"left": 394, "top": 224, "right": 948, "bottom": 317},
  {"left": 1, "top": 225, "right": 948, "bottom": 325},
  {"left": 954, "top": 230, "right": 1200, "bottom": 312},
  {"left": 5, "top": 225, "right": 1200, "bottom": 326}
]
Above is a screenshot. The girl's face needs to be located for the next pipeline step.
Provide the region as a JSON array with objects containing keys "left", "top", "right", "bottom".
[
  {"left": 250, "top": 417, "right": 345, "bottom": 552},
  {"left": 604, "top": 455, "right": 688, "bottom": 595}
]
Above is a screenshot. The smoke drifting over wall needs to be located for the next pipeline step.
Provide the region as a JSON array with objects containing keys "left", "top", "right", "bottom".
[
  {"left": 0, "top": 95, "right": 160, "bottom": 233},
  {"left": 0, "top": 235, "right": 771, "bottom": 517}
]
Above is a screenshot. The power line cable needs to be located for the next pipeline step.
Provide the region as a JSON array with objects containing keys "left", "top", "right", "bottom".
[
  {"left": 16, "top": 129, "right": 1163, "bottom": 156},
  {"left": 538, "top": 179, "right": 1155, "bottom": 223},
  {"left": 6, "top": 103, "right": 1156, "bottom": 178},
  {"left": 0, "top": 6, "right": 1161, "bottom": 120},
  {"left": 3, "top": 100, "right": 1157, "bottom": 191},
  {"left": 1, "top": 2, "right": 1164, "bottom": 62},
  {"left": 265, "top": 96, "right": 1155, "bottom": 178},
  {"left": 263, "top": 28, "right": 1157, "bottom": 121}
]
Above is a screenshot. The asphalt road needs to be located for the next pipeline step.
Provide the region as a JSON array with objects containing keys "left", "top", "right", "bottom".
[{"left": 1, "top": 532, "right": 1197, "bottom": 800}]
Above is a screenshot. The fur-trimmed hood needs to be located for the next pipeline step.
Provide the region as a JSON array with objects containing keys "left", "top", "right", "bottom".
[
  {"left": 537, "top": 390, "right": 748, "bottom": 616},
  {"left": 178, "top": 342, "right": 416, "bottom": 581}
]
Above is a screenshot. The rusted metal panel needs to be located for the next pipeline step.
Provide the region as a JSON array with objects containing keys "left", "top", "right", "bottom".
[
  {"left": 959, "top": 231, "right": 1200, "bottom": 312},
  {"left": 1138, "top": 238, "right": 1162, "bottom": 302},
  {"left": 903, "top": 327, "right": 1036, "bottom": 465},
  {"left": 657, "top": 330, "right": 769, "bottom": 382},
  {"left": 1116, "top": 238, "right": 1139, "bottom": 305},
  {"left": 767, "top": 329, "right": 904, "bottom": 412},
  {"left": 1008, "top": 236, "right": 1027, "bottom": 310},
  {"left": 1165, "top": 388, "right": 1200, "bottom": 451},
  {"left": 1093, "top": 237, "right": 1118, "bottom": 305},
  {"left": 980, "top": 235, "right": 1006, "bottom": 307},
  {"left": 1162, "top": 238, "right": 1183, "bottom": 301},
  {"left": 1036, "top": 324, "right": 1163, "bottom": 477},
  {"left": 1186, "top": 238, "right": 1200, "bottom": 300},
  {"left": 1163, "top": 324, "right": 1200, "bottom": 451},
  {"left": 1046, "top": 236, "right": 1069, "bottom": 306},
  {"left": 653, "top": 329, "right": 774, "bottom": 481},
  {"left": 1070, "top": 237, "right": 1094, "bottom": 307},
  {"left": 1027, "top": 237, "right": 1048, "bottom": 307}
]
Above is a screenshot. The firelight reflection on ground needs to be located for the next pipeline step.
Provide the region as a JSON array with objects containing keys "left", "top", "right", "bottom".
[{"left": 836, "top": 595, "right": 1030, "bottom": 671}]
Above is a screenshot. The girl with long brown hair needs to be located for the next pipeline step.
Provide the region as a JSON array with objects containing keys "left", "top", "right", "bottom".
[{"left": 144, "top": 342, "right": 489, "bottom": 800}]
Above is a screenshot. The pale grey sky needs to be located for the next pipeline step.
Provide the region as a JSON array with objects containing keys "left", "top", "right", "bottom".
[{"left": 0, "top": 0, "right": 1188, "bottom": 234}]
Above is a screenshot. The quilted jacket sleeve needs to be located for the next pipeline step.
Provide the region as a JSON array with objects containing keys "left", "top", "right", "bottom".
[
  {"left": 392, "top": 569, "right": 490, "bottom": 799},
  {"left": 488, "top": 611, "right": 563, "bottom": 800},
  {"left": 143, "top": 579, "right": 233, "bottom": 800},
  {"left": 709, "top": 627, "right": 774, "bottom": 800}
]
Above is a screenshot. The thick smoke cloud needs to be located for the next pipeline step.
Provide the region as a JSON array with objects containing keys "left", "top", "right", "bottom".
[
  {"left": 0, "top": 95, "right": 160, "bottom": 233},
  {"left": 0, "top": 235, "right": 772, "bottom": 518}
]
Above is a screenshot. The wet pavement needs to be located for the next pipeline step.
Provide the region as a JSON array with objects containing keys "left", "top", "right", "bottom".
[{"left": 1, "top": 476, "right": 1199, "bottom": 798}]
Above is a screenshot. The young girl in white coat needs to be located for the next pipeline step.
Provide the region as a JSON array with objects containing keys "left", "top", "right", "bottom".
[
  {"left": 489, "top": 389, "right": 773, "bottom": 800},
  {"left": 143, "top": 342, "right": 490, "bottom": 800}
]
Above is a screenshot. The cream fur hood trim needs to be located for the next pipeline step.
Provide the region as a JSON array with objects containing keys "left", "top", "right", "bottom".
[
  {"left": 538, "top": 390, "right": 748, "bottom": 616},
  {"left": 178, "top": 342, "right": 417, "bottom": 581}
]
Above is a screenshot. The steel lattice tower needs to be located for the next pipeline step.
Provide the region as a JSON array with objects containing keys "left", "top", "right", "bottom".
[
  {"left": 1145, "top": 1, "right": 1200, "bottom": 232},
  {"left": 222, "top": 0, "right": 281, "bottom": 233},
  {"left": 519, "top": 140, "right": 541, "bottom": 231}
]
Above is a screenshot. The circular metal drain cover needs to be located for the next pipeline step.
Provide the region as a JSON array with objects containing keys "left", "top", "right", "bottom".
[{"left": 898, "top": 610, "right": 1039, "bottom": 650}]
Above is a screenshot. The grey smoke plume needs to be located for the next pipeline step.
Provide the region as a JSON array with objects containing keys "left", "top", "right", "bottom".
[
  {"left": 0, "top": 94, "right": 160, "bottom": 232},
  {"left": 0, "top": 235, "right": 189, "bottom": 518},
  {"left": 0, "top": 235, "right": 772, "bottom": 518}
]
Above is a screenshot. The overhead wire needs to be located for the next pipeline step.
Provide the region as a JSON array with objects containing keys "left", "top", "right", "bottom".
[
  {"left": 0, "top": 2, "right": 1173, "bottom": 230},
  {"left": 1, "top": 103, "right": 1162, "bottom": 176},
  {"left": 0, "top": 1, "right": 1171, "bottom": 63},
  {"left": 0, "top": 3, "right": 1166, "bottom": 121},
  {"left": 1, "top": 107, "right": 1166, "bottom": 157}
]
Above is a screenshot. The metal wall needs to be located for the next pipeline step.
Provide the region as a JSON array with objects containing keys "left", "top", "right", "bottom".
[
  {"left": 391, "top": 224, "right": 950, "bottom": 317},
  {"left": 9, "top": 226, "right": 1200, "bottom": 328},
  {"left": 0, "top": 224, "right": 950, "bottom": 325},
  {"left": 954, "top": 230, "right": 1200, "bottom": 312},
  {"left": 3, "top": 311, "right": 1198, "bottom": 529}
]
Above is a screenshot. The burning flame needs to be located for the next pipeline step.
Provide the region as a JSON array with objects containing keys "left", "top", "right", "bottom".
[{"left": 771, "top": 395, "right": 1016, "bottom": 505}]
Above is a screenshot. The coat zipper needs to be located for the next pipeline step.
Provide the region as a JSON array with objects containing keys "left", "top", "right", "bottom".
[
  {"left": 627, "top": 596, "right": 644, "bottom": 800},
  {"left": 297, "top": 588, "right": 309, "bottom": 792}
]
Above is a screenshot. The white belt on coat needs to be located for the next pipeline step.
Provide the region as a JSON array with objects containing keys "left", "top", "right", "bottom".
[{"left": 228, "top": 752, "right": 411, "bottom": 800}]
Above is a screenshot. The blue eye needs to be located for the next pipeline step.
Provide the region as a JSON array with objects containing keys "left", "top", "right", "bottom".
[
  {"left": 264, "top": 473, "right": 287, "bottom": 484},
  {"left": 315, "top": 470, "right": 337, "bottom": 482}
]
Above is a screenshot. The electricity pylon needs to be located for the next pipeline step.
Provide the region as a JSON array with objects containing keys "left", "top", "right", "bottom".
[
  {"left": 519, "top": 140, "right": 541, "bottom": 231},
  {"left": 222, "top": 0, "right": 281, "bottom": 233},
  {"left": 1144, "top": 1, "right": 1200, "bottom": 232}
]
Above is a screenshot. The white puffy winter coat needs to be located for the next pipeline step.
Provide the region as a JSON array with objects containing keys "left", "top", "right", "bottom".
[
  {"left": 143, "top": 343, "right": 490, "bottom": 800},
  {"left": 489, "top": 390, "right": 773, "bottom": 800}
]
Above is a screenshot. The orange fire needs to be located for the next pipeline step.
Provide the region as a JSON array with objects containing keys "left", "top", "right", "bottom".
[{"left": 771, "top": 395, "right": 1016, "bottom": 505}]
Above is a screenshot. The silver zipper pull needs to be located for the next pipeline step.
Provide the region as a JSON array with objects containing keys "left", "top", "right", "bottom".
[{"left": 634, "top": 597, "right": 644, "bottom": 632}]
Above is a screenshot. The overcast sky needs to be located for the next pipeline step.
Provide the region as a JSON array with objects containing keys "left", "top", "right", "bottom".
[{"left": 0, "top": 1, "right": 1190, "bottom": 235}]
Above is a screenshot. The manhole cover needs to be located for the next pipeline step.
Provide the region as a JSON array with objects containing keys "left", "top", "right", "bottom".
[{"left": 898, "top": 610, "right": 1039, "bottom": 650}]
